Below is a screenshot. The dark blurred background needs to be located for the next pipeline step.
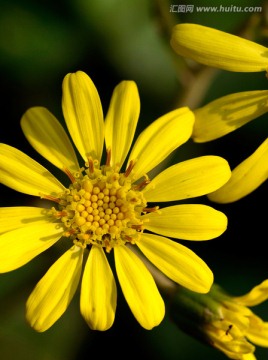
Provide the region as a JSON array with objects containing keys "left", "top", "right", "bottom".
[{"left": 1, "top": 0, "right": 268, "bottom": 359}]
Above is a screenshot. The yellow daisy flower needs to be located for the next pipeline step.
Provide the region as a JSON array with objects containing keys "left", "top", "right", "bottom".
[
  {"left": 0, "top": 71, "right": 231, "bottom": 332},
  {"left": 170, "top": 23, "right": 268, "bottom": 73},
  {"left": 171, "top": 280, "right": 268, "bottom": 360}
]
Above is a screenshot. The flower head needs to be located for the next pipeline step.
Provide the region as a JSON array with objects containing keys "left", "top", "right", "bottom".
[
  {"left": 0, "top": 71, "right": 231, "bottom": 331},
  {"left": 170, "top": 23, "right": 268, "bottom": 73},
  {"left": 170, "top": 280, "right": 268, "bottom": 360}
]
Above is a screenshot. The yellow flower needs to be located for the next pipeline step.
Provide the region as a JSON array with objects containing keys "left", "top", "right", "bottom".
[
  {"left": 0, "top": 71, "right": 231, "bottom": 332},
  {"left": 170, "top": 23, "right": 268, "bottom": 73},
  {"left": 170, "top": 280, "right": 268, "bottom": 360}
]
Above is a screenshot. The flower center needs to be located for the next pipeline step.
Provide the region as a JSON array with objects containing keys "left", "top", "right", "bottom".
[{"left": 49, "top": 158, "right": 149, "bottom": 252}]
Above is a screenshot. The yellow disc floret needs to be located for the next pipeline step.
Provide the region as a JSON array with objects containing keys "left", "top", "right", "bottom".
[{"left": 50, "top": 158, "right": 148, "bottom": 252}]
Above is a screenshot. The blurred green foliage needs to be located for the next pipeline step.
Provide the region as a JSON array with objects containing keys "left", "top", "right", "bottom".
[{"left": 1, "top": 0, "right": 268, "bottom": 359}]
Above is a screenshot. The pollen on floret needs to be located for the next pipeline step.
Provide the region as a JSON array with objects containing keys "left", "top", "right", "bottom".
[{"left": 46, "top": 152, "right": 157, "bottom": 252}]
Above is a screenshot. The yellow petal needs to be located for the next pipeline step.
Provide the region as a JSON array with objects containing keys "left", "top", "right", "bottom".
[
  {"left": 137, "top": 233, "right": 213, "bottom": 293},
  {"left": 193, "top": 91, "right": 268, "bottom": 142},
  {"left": 62, "top": 71, "right": 104, "bottom": 163},
  {"left": 26, "top": 245, "right": 83, "bottom": 332},
  {"left": 143, "top": 204, "right": 227, "bottom": 240},
  {"left": 247, "top": 322, "right": 268, "bottom": 347},
  {"left": 0, "top": 223, "right": 63, "bottom": 272},
  {"left": 80, "top": 246, "right": 117, "bottom": 331},
  {"left": 143, "top": 156, "right": 231, "bottom": 202},
  {"left": 105, "top": 81, "right": 140, "bottom": 169},
  {"left": 242, "top": 355, "right": 257, "bottom": 360},
  {"left": 234, "top": 279, "right": 268, "bottom": 307},
  {"left": 0, "top": 144, "right": 65, "bottom": 196},
  {"left": 127, "top": 107, "right": 194, "bottom": 181},
  {"left": 210, "top": 329, "right": 255, "bottom": 357},
  {"left": 114, "top": 245, "right": 165, "bottom": 329},
  {"left": 170, "top": 23, "right": 268, "bottom": 72},
  {"left": 21, "top": 107, "right": 80, "bottom": 172},
  {"left": 208, "top": 138, "right": 268, "bottom": 203},
  {"left": 0, "top": 206, "right": 51, "bottom": 234}
]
